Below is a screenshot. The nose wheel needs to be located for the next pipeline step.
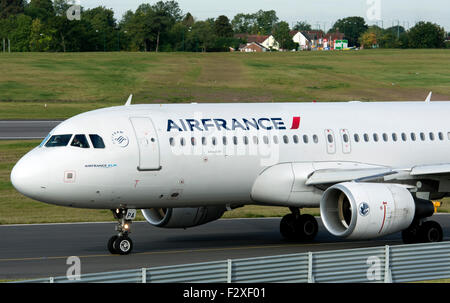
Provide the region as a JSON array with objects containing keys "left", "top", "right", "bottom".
[{"left": 108, "top": 208, "right": 136, "bottom": 255}]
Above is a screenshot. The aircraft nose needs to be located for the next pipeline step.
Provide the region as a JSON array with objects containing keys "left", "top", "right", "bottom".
[{"left": 11, "top": 151, "right": 49, "bottom": 200}]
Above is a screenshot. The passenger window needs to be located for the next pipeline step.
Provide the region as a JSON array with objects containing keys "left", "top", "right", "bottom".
[
  {"left": 253, "top": 136, "right": 259, "bottom": 144},
  {"left": 382, "top": 133, "right": 388, "bottom": 142},
  {"left": 438, "top": 132, "right": 444, "bottom": 141},
  {"left": 420, "top": 132, "right": 426, "bottom": 141},
  {"left": 327, "top": 134, "right": 334, "bottom": 143},
  {"left": 191, "top": 137, "right": 196, "bottom": 145},
  {"left": 429, "top": 132, "right": 435, "bottom": 141},
  {"left": 313, "top": 135, "right": 319, "bottom": 144},
  {"left": 392, "top": 133, "right": 398, "bottom": 142},
  {"left": 401, "top": 133, "right": 407, "bottom": 141},
  {"left": 273, "top": 136, "right": 279, "bottom": 144},
  {"left": 233, "top": 136, "right": 238, "bottom": 145},
  {"left": 343, "top": 134, "right": 349, "bottom": 143},
  {"left": 303, "top": 135, "right": 309, "bottom": 144},
  {"left": 373, "top": 133, "right": 379, "bottom": 142},
  {"left": 169, "top": 137, "right": 175, "bottom": 146},
  {"left": 293, "top": 135, "right": 299, "bottom": 144},
  {"left": 243, "top": 136, "right": 249, "bottom": 145},
  {"left": 45, "top": 134, "right": 72, "bottom": 147},
  {"left": 180, "top": 137, "right": 186, "bottom": 146},
  {"left": 263, "top": 136, "right": 269, "bottom": 144},
  {"left": 354, "top": 134, "right": 360, "bottom": 143},
  {"left": 411, "top": 133, "right": 416, "bottom": 141},
  {"left": 89, "top": 134, "right": 105, "bottom": 148},
  {"left": 202, "top": 137, "right": 207, "bottom": 145},
  {"left": 363, "top": 134, "right": 369, "bottom": 142},
  {"left": 223, "top": 136, "right": 227, "bottom": 145},
  {"left": 283, "top": 135, "right": 289, "bottom": 144},
  {"left": 212, "top": 137, "right": 217, "bottom": 146},
  {"left": 71, "top": 135, "right": 90, "bottom": 148}
]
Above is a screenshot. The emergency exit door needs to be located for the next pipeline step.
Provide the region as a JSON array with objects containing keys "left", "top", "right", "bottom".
[{"left": 130, "top": 117, "right": 161, "bottom": 171}]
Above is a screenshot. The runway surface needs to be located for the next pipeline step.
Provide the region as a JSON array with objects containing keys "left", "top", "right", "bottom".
[
  {"left": 0, "top": 120, "right": 62, "bottom": 140},
  {"left": 1, "top": 214, "right": 449, "bottom": 280}
]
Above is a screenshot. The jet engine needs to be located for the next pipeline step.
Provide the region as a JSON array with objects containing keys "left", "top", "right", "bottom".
[
  {"left": 141, "top": 206, "right": 226, "bottom": 228},
  {"left": 320, "top": 182, "right": 434, "bottom": 240}
]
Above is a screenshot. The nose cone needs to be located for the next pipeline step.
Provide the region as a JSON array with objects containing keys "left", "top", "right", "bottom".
[{"left": 11, "top": 150, "right": 49, "bottom": 201}]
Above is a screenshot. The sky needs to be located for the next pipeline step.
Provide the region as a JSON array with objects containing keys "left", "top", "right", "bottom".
[{"left": 77, "top": 0, "right": 450, "bottom": 31}]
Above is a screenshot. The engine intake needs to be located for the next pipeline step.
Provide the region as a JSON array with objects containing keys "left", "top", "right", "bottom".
[
  {"left": 320, "top": 182, "right": 418, "bottom": 239},
  {"left": 141, "top": 206, "right": 226, "bottom": 228}
]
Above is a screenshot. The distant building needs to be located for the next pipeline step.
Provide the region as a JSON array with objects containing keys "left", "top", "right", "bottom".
[
  {"left": 235, "top": 34, "right": 280, "bottom": 50},
  {"left": 290, "top": 31, "right": 312, "bottom": 50},
  {"left": 239, "top": 42, "right": 269, "bottom": 52}
]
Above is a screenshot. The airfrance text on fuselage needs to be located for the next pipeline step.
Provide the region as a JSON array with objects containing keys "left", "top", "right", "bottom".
[{"left": 167, "top": 117, "right": 300, "bottom": 132}]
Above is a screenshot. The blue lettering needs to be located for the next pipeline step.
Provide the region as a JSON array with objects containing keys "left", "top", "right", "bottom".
[
  {"left": 231, "top": 119, "right": 247, "bottom": 130},
  {"left": 186, "top": 119, "right": 203, "bottom": 131},
  {"left": 213, "top": 119, "right": 230, "bottom": 131},
  {"left": 201, "top": 119, "right": 215, "bottom": 131},
  {"left": 271, "top": 118, "right": 286, "bottom": 130},
  {"left": 242, "top": 118, "right": 259, "bottom": 130},
  {"left": 167, "top": 119, "right": 183, "bottom": 132},
  {"left": 258, "top": 118, "right": 273, "bottom": 130}
]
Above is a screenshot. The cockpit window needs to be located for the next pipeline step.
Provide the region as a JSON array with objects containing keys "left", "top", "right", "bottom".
[
  {"left": 71, "top": 134, "right": 90, "bottom": 148},
  {"left": 39, "top": 133, "right": 51, "bottom": 148},
  {"left": 89, "top": 134, "right": 105, "bottom": 149},
  {"left": 45, "top": 134, "right": 72, "bottom": 147}
]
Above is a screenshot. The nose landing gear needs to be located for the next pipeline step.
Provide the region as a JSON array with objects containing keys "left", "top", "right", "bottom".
[{"left": 108, "top": 208, "right": 136, "bottom": 255}]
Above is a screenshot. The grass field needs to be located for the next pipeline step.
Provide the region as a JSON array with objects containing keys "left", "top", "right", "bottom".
[{"left": 0, "top": 49, "right": 449, "bottom": 119}]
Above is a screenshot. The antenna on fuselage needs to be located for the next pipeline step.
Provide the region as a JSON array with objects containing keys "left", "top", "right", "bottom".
[
  {"left": 425, "top": 91, "right": 432, "bottom": 104},
  {"left": 125, "top": 94, "right": 133, "bottom": 106}
]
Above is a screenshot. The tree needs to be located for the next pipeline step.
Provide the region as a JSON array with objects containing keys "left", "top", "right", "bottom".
[
  {"left": 187, "top": 20, "right": 215, "bottom": 52},
  {"left": 29, "top": 18, "right": 53, "bottom": 51},
  {"left": 272, "top": 21, "right": 295, "bottom": 50},
  {"left": 83, "top": 6, "right": 116, "bottom": 51},
  {"left": 231, "top": 13, "right": 255, "bottom": 33},
  {"left": 360, "top": 32, "right": 377, "bottom": 49},
  {"left": 255, "top": 10, "right": 278, "bottom": 35},
  {"left": 293, "top": 21, "right": 311, "bottom": 31},
  {"left": 408, "top": 21, "right": 446, "bottom": 48},
  {"left": 150, "top": 1, "right": 182, "bottom": 52},
  {"left": 26, "top": 0, "right": 55, "bottom": 20},
  {"left": 214, "top": 15, "right": 233, "bottom": 37},
  {"left": 330, "top": 16, "right": 368, "bottom": 47},
  {"left": 182, "top": 12, "right": 194, "bottom": 27},
  {"left": 0, "top": 0, "right": 25, "bottom": 19}
]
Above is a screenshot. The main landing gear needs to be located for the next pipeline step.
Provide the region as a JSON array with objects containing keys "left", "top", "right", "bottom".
[
  {"left": 402, "top": 219, "right": 443, "bottom": 244},
  {"left": 280, "top": 207, "right": 319, "bottom": 242},
  {"left": 108, "top": 208, "right": 136, "bottom": 255}
]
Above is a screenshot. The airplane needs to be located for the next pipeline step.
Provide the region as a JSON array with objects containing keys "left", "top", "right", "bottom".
[{"left": 10, "top": 93, "right": 447, "bottom": 255}]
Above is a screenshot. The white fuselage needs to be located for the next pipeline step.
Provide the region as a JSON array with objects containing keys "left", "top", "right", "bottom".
[{"left": 10, "top": 101, "right": 450, "bottom": 210}]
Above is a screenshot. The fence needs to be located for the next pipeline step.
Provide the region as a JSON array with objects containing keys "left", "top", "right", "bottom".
[{"left": 12, "top": 241, "right": 450, "bottom": 283}]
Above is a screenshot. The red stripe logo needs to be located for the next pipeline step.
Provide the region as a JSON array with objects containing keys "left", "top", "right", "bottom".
[{"left": 291, "top": 117, "right": 301, "bottom": 129}]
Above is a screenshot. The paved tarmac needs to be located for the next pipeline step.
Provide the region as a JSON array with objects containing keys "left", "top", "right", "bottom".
[
  {"left": 1, "top": 215, "right": 449, "bottom": 281},
  {"left": 0, "top": 120, "right": 62, "bottom": 140}
]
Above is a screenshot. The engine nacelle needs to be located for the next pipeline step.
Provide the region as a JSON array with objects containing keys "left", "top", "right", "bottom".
[
  {"left": 320, "top": 182, "right": 416, "bottom": 240},
  {"left": 141, "top": 206, "right": 226, "bottom": 228}
]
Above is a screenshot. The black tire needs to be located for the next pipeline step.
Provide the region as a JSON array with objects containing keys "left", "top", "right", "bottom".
[
  {"left": 114, "top": 236, "right": 133, "bottom": 255},
  {"left": 402, "top": 224, "right": 420, "bottom": 244},
  {"left": 419, "top": 221, "right": 443, "bottom": 243},
  {"left": 299, "top": 214, "right": 319, "bottom": 241},
  {"left": 108, "top": 235, "right": 119, "bottom": 254},
  {"left": 280, "top": 214, "right": 297, "bottom": 240}
]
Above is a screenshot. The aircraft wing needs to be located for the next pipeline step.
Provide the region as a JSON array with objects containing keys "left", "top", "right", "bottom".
[{"left": 305, "top": 163, "right": 450, "bottom": 186}]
